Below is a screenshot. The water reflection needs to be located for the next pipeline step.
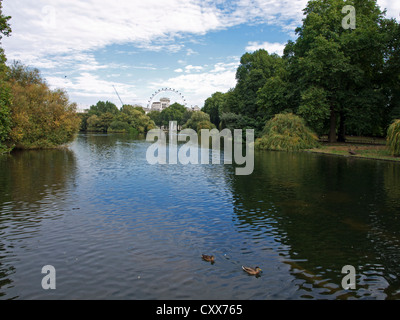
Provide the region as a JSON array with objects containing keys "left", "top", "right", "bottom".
[
  {"left": 229, "top": 151, "right": 400, "bottom": 299},
  {"left": 0, "top": 134, "right": 400, "bottom": 300},
  {"left": 0, "top": 148, "right": 77, "bottom": 299}
]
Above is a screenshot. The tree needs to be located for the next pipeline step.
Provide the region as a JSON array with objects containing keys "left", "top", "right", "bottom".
[
  {"left": 0, "top": 0, "right": 11, "bottom": 153},
  {"left": 183, "top": 111, "right": 215, "bottom": 132},
  {"left": 160, "top": 102, "right": 187, "bottom": 127},
  {"left": 121, "top": 104, "right": 145, "bottom": 115},
  {"left": 0, "top": 0, "right": 11, "bottom": 41},
  {"left": 298, "top": 86, "right": 331, "bottom": 136},
  {"left": 8, "top": 64, "right": 80, "bottom": 149},
  {"left": 256, "top": 75, "right": 292, "bottom": 118},
  {"left": 147, "top": 110, "right": 162, "bottom": 127},
  {"left": 383, "top": 19, "right": 400, "bottom": 122},
  {"left": 0, "top": 77, "right": 11, "bottom": 152},
  {"left": 287, "top": 0, "right": 393, "bottom": 142},
  {"left": 88, "top": 101, "right": 119, "bottom": 116},
  {"left": 235, "top": 49, "right": 284, "bottom": 119},
  {"left": 203, "top": 92, "right": 226, "bottom": 127},
  {"left": 219, "top": 112, "right": 260, "bottom": 136}
]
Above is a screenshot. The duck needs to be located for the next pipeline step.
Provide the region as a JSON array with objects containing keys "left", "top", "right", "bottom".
[
  {"left": 348, "top": 148, "right": 357, "bottom": 155},
  {"left": 242, "top": 266, "right": 262, "bottom": 276},
  {"left": 202, "top": 254, "right": 215, "bottom": 263}
]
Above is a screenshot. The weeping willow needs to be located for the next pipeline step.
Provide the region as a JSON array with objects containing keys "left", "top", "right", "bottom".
[
  {"left": 387, "top": 120, "right": 400, "bottom": 156},
  {"left": 255, "top": 113, "right": 320, "bottom": 151}
]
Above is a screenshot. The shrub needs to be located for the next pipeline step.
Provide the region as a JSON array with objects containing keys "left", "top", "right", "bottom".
[
  {"left": 387, "top": 119, "right": 400, "bottom": 156},
  {"left": 255, "top": 113, "right": 320, "bottom": 151}
]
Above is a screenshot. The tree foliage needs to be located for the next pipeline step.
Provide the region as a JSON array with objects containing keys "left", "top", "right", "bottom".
[
  {"left": 202, "top": 92, "right": 226, "bottom": 127},
  {"left": 255, "top": 113, "right": 320, "bottom": 151},
  {"left": 387, "top": 120, "right": 400, "bottom": 156},
  {"left": 202, "top": 0, "right": 399, "bottom": 144},
  {"left": 298, "top": 86, "right": 330, "bottom": 136},
  {"left": 8, "top": 64, "right": 80, "bottom": 149},
  {"left": 183, "top": 111, "right": 215, "bottom": 132},
  {"left": 84, "top": 102, "right": 156, "bottom": 134},
  {"left": 0, "top": 0, "right": 11, "bottom": 152}
]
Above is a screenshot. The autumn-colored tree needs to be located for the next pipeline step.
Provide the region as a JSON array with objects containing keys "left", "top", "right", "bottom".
[
  {"left": 0, "top": 0, "right": 12, "bottom": 153},
  {"left": 8, "top": 63, "right": 80, "bottom": 149}
]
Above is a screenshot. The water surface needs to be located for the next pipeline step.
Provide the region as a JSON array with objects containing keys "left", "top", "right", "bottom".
[{"left": 1, "top": 133, "right": 400, "bottom": 300}]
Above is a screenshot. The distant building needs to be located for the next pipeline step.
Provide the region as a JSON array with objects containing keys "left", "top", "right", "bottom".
[
  {"left": 151, "top": 101, "right": 162, "bottom": 111},
  {"left": 191, "top": 105, "right": 200, "bottom": 112},
  {"left": 151, "top": 98, "right": 170, "bottom": 112},
  {"left": 160, "top": 98, "right": 170, "bottom": 110}
]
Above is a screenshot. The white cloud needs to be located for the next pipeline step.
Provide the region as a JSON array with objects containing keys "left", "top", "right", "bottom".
[
  {"left": 186, "top": 48, "right": 198, "bottom": 56},
  {"left": 3, "top": 0, "right": 398, "bottom": 64},
  {"left": 2, "top": 0, "right": 398, "bottom": 109},
  {"left": 378, "top": 0, "right": 400, "bottom": 20},
  {"left": 185, "top": 65, "right": 204, "bottom": 73},
  {"left": 150, "top": 59, "right": 239, "bottom": 107},
  {"left": 2, "top": 0, "right": 225, "bottom": 61},
  {"left": 245, "top": 41, "right": 286, "bottom": 56},
  {"left": 46, "top": 72, "right": 137, "bottom": 106}
]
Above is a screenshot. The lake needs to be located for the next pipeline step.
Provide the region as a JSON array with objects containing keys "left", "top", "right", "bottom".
[{"left": 1, "top": 133, "right": 400, "bottom": 300}]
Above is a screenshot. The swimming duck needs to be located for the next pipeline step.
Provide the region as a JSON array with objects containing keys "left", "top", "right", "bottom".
[
  {"left": 242, "top": 266, "right": 262, "bottom": 276},
  {"left": 202, "top": 254, "right": 215, "bottom": 263}
]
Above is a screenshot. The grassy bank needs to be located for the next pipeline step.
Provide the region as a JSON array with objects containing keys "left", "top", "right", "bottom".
[{"left": 306, "top": 142, "right": 400, "bottom": 162}]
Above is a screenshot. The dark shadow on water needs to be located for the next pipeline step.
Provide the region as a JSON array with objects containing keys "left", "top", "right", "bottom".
[
  {"left": 0, "top": 148, "right": 77, "bottom": 298},
  {"left": 228, "top": 150, "right": 400, "bottom": 299}
]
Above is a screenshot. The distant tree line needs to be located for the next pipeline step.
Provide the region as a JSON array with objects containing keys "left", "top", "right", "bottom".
[
  {"left": 79, "top": 101, "right": 216, "bottom": 135},
  {"left": 202, "top": 0, "right": 400, "bottom": 144},
  {"left": 79, "top": 101, "right": 156, "bottom": 135}
]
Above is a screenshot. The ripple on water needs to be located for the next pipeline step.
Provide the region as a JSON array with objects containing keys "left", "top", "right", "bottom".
[{"left": 1, "top": 136, "right": 400, "bottom": 299}]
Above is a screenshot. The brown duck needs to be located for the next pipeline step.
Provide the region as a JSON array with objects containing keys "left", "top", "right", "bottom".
[
  {"left": 202, "top": 254, "right": 215, "bottom": 263},
  {"left": 242, "top": 266, "right": 262, "bottom": 276}
]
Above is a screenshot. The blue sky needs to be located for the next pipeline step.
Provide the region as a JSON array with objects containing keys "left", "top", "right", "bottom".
[{"left": 2, "top": 0, "right": 399, "bottom": 111}]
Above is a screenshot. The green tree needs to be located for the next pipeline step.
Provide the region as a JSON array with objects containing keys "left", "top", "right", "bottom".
[
  {"left": 298, "top": 86, "right": 330, "bottom": 136},
  {"left": 256, "top": 75, "right": 292, "bottom": 118},
  {"left": 0, "top": 79, "right": 11, "bottom": 152},
  {"left": 183, "top": 111, "right": 215, "bottom": 132},
  {"left": 121, "top": 104, "right": 145, "bottom": 115},
  {"left": 384, "top": 19, "right": 400, "bottom": 122},
  {"left": 87, "top": 114, "right": 100, "bottom": 131},
  {"left": 0, "top": 0, "right": 11, "bottom": 40},
  {"left": 287, "top": 0, "right": 393, "bottom": 142},
  {"left": 88, "top": 101, "right": 119, "bottom": 116},
  {"left": 235, "top": 49, "right": 284, "bottom": 119},
  {"left": 160, "top": 103, "right": 187, "bottom": 127},
  {"left": 220, "top": 112, "right": 260, "bottom": 137},
  {"left": 203, "top": 92, "right": 226, "bottom": 127},
  {"left": 147, "top": 110, "right": 162, "bottom": 127},
  {"left": 0, "top": 0, "right": 11, "bottom": 153}
]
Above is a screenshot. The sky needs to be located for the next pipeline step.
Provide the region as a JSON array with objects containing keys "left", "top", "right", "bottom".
[{"left": 1, "top": 0, "right": 399, "bottom": 111}]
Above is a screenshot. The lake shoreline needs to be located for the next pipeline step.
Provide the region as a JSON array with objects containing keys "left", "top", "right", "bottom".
[{"left": 305, "top": 143, "right": 400, "bottom": 163}]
